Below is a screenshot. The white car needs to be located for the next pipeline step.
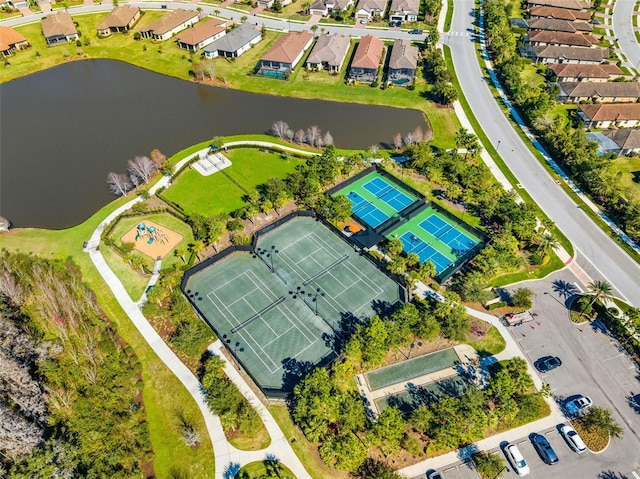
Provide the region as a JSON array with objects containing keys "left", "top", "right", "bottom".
[
  {"left": 560, "top": 424, "right": 587, "bottom": 453},
  {"left": 504, "top": 444, "right": 530, "bottom": 476},
  {"left": 426, "top": 471, "right": 443, "bottom": 479}
]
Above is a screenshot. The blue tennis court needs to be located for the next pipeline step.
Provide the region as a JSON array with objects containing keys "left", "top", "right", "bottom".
[
  {"left": 420, "top": 215, "right": 478, "bottom": 254},
  {"left": 399, "top": 231, "right": 452, "bottom": 273},
  {"left": 347, "top": 191, "right": 389, "bottom": 228},
  {"left": 363, "top": 177, "right": 415, "bottom": 212}
]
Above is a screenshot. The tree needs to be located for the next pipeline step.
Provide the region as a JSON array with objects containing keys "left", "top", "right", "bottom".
[
  {"left": 319, "top": 433, "right": 367, "bottom": 472},
  {"left": 432, "top": 81, "right": 458, "bottom": 105},
  {"left": 587, "top": 280, "right": 613, "bottom": 308},
  {"left": 393, "top": 133, "right": 403, "bottom": 151},
  {"left": 294, "top": 129, "right": 306, "bottom": 144},
  {"left": 206, "top": 214, "right": 227, "bottom": 251},
  {"left": 385, "top": 237, "right": 404, "bottom": 257},
  {"left": 128, "top": 156, "right": 157, "bottom": 184},
  {"left": 537, "top": 231, "right": 559, "bottom": 256},
  {"left": 323, "top": 131, "right": 334, "bottom": 146},
  {"left": 456, "top": 271, "right": 492, "bottom": 304},
  {"left": 188, "top": 240, "right": 205, "bottom": 261},
  {"left": 387, "top": 257, "right": 407, "bottom": 275},
  {"left": 106, "top": 172, "right": 132, "bottom": 196},
  {"left": 473, "top": 452, "right": 506, "bottom": 479},
  {"left": 306, "top": 125, "right": 322, "bottom": 147},
  {"left": 271, "top": 120, "right": 291, "bottom": 140},
  {"left": 511, "top": 287, "right": 534, "bottom": 310},
  {"left": 581, "top": 406, "right": 623, "bottom": 439},
  {"left": 367, "top": 406, "right": 405, "bottom": 457}
]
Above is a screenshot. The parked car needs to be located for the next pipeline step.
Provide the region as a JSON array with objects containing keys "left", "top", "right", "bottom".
[
  {"left": 409, "top": 29, "right": 424, "bottom": 34},
  {"left": 560, "top": 424, "right": 587, "bottom": 453},
  {"left": 426, "top": 471, "right": 443, "bottom": 479},
  {"left": 565, "top": 395, "right": 593, "bottom": 415},
  {"left": 531, "top": 434, "right": 559, "bottom": 465},
  {"left": 504, "top": 444, "right": 530, "bottom": 476},
  {"left": 535, "top": 356, "right": 562, "bottom": 372},
  {"left": 360, "top": 19, "right": 368, "bottom": 24}
]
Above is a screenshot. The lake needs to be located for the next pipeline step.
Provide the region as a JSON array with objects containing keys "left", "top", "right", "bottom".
[{"left": 0, "top": 59, "right": 427, "bottom": 229}]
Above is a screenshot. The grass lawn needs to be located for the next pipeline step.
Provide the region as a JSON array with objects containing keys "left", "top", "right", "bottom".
[
  {"left": 268, "top": 405, "right": 351, "bottom": 479},
  {"left": 229, "top": 426, "right": 272, "bottom": 450},
  {"left": 237, "top": 460, "right": 295, "bottom": 478},
  {"left": 162, "top": 148, "right": 305, "bottom": 216},
  {"left": 465, "top": 325, "right": 506, "bottom": 356},
  {"left": 8, "top": 13, "right": 459, "bottom": 149},
  {"left": 102, "top": 243, "right": 150, "bottom": 301},
  {"left": 610, "top": 155, "right": 640, "bottom": 202},
  {"left": 0, "top": 197, "right": 215, "bottom": 478},
  {"left": 572, "top": 418, "right": 610, "bottom": 452}
]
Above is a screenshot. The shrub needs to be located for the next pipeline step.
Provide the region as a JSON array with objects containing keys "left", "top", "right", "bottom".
[
  {"left": 170, "top": 320, "right": 212, "bottom": 358},
  {"left": 473, "top": 451, "right": 505, "bottom": 479},
  {"left": 487, "top": 301, "right": 507, "bottom": 311},
  {"left": 134, "top": 32, "right": 141, "bottom": 40}
]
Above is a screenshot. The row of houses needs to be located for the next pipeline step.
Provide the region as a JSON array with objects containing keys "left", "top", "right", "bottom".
[
  {"left": 518, "top": 1, "right": 640, "bottom": 154},
  {"left": 309, "top": 0, "right": 419, "bottom": 24},
  {"left": 255, "top": 32, "right": 419, "bottom": 84}
]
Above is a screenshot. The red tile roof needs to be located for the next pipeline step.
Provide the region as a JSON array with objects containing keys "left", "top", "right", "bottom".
[
  {"left": 175, "top": 19, "right": 225, "bottom": 46},
  {"left": 0, "top": 26, "right": 27, "bottom": 52},
  {"left": 262, "top": 31, "right": 314, "bottom": 63},
  {"left": 351, "top": 34, "right": 384, "bottom": 69}
]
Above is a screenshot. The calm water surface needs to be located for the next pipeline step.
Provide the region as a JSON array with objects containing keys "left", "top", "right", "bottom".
[{"left": 1, "top": 59, "right": 426, "bottom": 229}]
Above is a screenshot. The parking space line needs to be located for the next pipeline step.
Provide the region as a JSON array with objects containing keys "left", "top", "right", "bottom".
[
  {"left": 602, "top": 353, "right": 624, "bottom": 361},
  {"left": 632, "top": 471, "right": 639, "bottom": 479}
]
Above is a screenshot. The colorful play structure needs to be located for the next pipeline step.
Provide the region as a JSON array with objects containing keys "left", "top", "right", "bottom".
[{"left": 135, "top": 223, "right": 168, "bottom": 245}]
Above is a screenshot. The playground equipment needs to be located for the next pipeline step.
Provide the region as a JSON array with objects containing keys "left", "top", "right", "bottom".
[{"left": 135, "top": 223, "right": 169, "bottom": 246}]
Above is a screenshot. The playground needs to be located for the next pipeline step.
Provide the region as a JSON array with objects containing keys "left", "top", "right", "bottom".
[{"left": 120, "top": 220, "right": 183, "bottom": 259}]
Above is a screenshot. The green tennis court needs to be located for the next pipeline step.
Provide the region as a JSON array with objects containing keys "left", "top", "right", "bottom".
[
  {"left": 365, "top": 347, "right": 460, "bottom": 391},
  {"left": 184, "top": 216, "right": 402, "bottom": 393},
  {"left": 333, "top": 172, "right": 419, "bottom": 229},
  {"left": 388, "top": 206, "right": 482, "bottom": 275},
  {"left": 375, "top": 375, "right": 470, "bottom": 414}
]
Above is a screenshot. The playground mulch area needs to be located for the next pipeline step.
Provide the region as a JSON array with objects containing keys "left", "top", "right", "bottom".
[
  {"left": 183, "top": 216, "right": 402, "bottom": 393},
  {"left": 121, "top": 220, "right": 183, "bottom": 260}
]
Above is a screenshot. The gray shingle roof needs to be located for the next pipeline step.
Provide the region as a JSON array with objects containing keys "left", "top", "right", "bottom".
[
  {"left": 388, "top": 39, "right": 418, "bottom": 70},
  {"left": 389, "top": 0, "right": 419, "bottom": 14},
  {"left": 306, "top": 33, "right": 350, "bottom": 67},
  {"left": 204, "top": 22, "right": 261, "bottom": 54},
  {"left": 561, "top": 81, "right": 640, "bottom": 99}
]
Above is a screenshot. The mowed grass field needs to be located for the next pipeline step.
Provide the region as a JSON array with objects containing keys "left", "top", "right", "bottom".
[
  {"left": 162, "top": 148, "right": 305, "bottom": 216},
  {"left": 8, "top": 11, "right": 459, "bottom": 148},
  {"left": 611, "top": 156, "right": 640, "bottom": 201}
]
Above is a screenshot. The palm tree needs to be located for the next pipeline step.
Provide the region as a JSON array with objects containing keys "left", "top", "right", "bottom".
[
  {"left": 173, "top": 247, "right": 186, "bottom": 264},
  {"left": 537, "top": 232, "right": 559, "bottom": 255},
  {"left": 587, "top": 280, "right": 613, "bottom": 308},
  {"left": 188, "top": 240, "right": 205, "bottom": 261}
]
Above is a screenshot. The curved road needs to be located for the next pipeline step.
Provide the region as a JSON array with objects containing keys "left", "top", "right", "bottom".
[
  {"left": 446, "top": 0, "right": 640, "bottom": 306},
  {"left": 612, "top": 0, "right": 640, "bottom": 70}
]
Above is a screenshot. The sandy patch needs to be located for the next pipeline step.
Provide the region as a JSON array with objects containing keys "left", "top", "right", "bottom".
[{"left": 121, "top": 220, "right": 183, "bottom": 260}]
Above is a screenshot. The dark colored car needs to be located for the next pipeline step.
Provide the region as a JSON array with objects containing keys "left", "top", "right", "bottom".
[
  {"left": 532, "top": 434, "right": 559, "bottom": 465},
  {"left": 535, "top": 356, "right": 562, "bottom": 372},
  {"left": 409, "top": 29, "right": 424, "bottom": 34}
]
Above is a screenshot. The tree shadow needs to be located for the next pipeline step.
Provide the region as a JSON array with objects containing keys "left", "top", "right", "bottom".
[
  {"left": 338, "top": 311, "right": 362, "bottom": 338},
  {"left": 223, "top": 462, "right": 241, "bottom": 479},
  {"left": 552, "top": 279, "right": 579, "bottom": 300},
  {"left": 281, "top": 358, "right": 314, "bottom": 391},
  {"left": 371, "top": 298, "right": 394, "bottom": 317},
  {"left": 626, "top": 392, "right": 640, "bottom": 415},
  {"left": 597, "top": 471, "right": 630, "bottom": 479}
]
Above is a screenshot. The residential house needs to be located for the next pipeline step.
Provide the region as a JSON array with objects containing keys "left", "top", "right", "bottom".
[
  {"left": 176, "top": 18, "right": 226, "bottom": 51},
  {"left": 527, "top": 0, "right": 590, "bottom": 11},
  {"left": 528, "top": 6, "right": 592, "bottom": 21},
  {"left": 139, "top": 9, "right": 199, "bottom": 41},
  {"left": 308, "top": 0, "right": 353, "bottom": 16},
  {"left": 354, "top": 0, "right": 388, "bottom": 22},
  {"left": 348, "top": 34, "right": 384, "bottom": 82},
  {"left": 588, "top": 129, "right": 640, "bottom": 155},
  {"left": 578, "top": 103, "right": 640, "bottom": 128},
  {"left": 203, "top": 22, "right": 262, "bottom": 59},
  {"left": 255, "top": 30, "right": 314, "bottom": 77},
  {"left": 558, "top": 82, "right": 640, "bottom": 103},
  {"left": 387, "top": 38, "right": 418, "bottom": 85},
  {"left": 547, "top": 63, "right": 624, "bottom": 82},
  {"left": 96, "top": 5, "right": 141, "bottom": 36},
  {"left": 0, "top": 26, "right": 29, "bottom": 56},
  {"left": 257, "top": 0, "right": 292, "bottom": 8},
  {"left": 532, "top": 45, "right": 608, "bottom": 63},
  {"left": 305, "top": 33, "right": 350, "bottom": 72},
  {"left": 527, "top": 18, "right": 593, "bottom": 32},
  {"left": 388, "top": 0, "right": 419, "bottom": 24},
  {"left": 41, "top": 12, "right": 79, "bottom": 45},
  {"left": 527, "top": 30, "right": 598, "bottom": 48}
]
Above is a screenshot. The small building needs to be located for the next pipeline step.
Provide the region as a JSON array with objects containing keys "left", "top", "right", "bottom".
[
  {"left": 0, "top": 26, "right": 29, "bottom": 56},
  {"left": 558, "top": 81, "right": 640, "bottom": 103},
  {"left": 578, "top": 103, "right": 640, "bottom": 129},
  {"left": 586, "top": 131, "right": 623, "bottom": 155},
  {"left": 255, "top": 30, "right": 314, "bottom": 78},
  {"left": 388, "top": 0, "right": 419, "bottom": 24},
  {"left": 305, "top": 33, "right": 350, "bottom": 73},
  {"left": 527, "top": 30, "right": 598, "bottom": 48},
  {"left": 387, "top": 38, "right": 418, "bottom": 85},
  {"left": 203, "top": 22, "right": 262, "bottom": 59},
  {"left": 348, "top": 34, "right": 384, "bottom": 83},
  {"left": 531, "top": 45, "right": 608, "bottom": 63},
  {"left": 176, "top": 18, "right": 226, "bottom": 51},
  {"left": 41, "top": 12, "right": 79, "bottom": 46},
  {"left": 96, "top": 5, "right": 141, "bottom": 36},
  {"left": 139, "top": 9, "right": 199, "bottom": 41},
  {"left": 308, "top": 0, "right": 353, "bottom": 16},
  {"left": 527, "top": 17, "right": 592, "bottom": 32},
  {"left": 527, "top": 0, "right": 591, "bottom": 11},
  {"left": 547, "top": 63, "right": 624, "bottom": 82},
  {"left": 588, "top": 129, "right": 640, "bottom": 156},
  {"left": 528, "top": 6, "right": 592, "bottom": 21},
  {"left": 354, "top": 0, "right": 388, "bottom": 21}
]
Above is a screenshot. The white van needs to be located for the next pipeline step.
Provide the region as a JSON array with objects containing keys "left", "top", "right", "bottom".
[{"left": 560, "top": 424, "right": 587, "bottom": 453}]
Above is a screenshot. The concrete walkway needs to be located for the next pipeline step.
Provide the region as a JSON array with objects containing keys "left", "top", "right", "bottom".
[
  {"left": 138, "top": 257, "right": 163, "bottom": 306},
  {"left": 84, "top": 141, "right": 315, "bottom": 479}
]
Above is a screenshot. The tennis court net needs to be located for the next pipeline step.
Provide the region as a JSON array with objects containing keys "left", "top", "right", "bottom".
[
  {"left": 303, "top": 254, "right": 349, "bottom": 286},
  {"left": 231, "top": 296, "right": 285, "bottom": 333}
]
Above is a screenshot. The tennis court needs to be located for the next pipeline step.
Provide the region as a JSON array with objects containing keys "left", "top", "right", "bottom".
[
  {"left": 184, "top": 216, "right": 401, "bottom": 392},
  {"left": 365, "top": 348, "right": 460, "bottom": 391},
  {"left": 375, "top": 375, "right": 469, "bottom": 414},
  {"left": 388, "top": 206, "right": 482, "bottom": 275},
  {"left": 333, "top": 172, "right": 419, "bottom": 229}
]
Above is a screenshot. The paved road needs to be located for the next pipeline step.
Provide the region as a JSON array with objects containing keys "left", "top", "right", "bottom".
[
  {"left": 612, "top": 0, "right": 640, "bottom": 71},
  {"left": 446, "top": 0, "right": 640, "bottom": 306}
]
